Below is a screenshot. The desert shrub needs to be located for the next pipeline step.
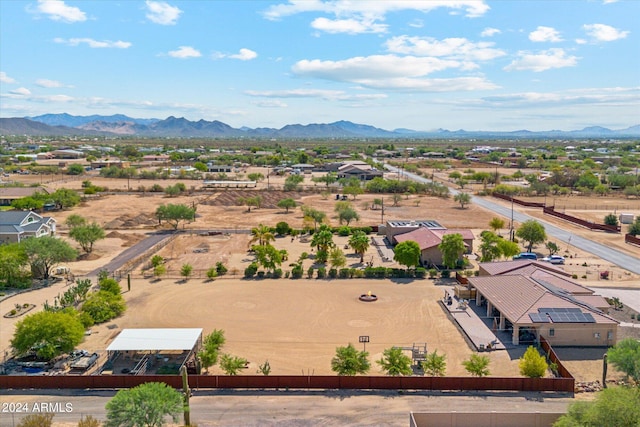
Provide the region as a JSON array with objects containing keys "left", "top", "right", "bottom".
[
  {"left": 316, "top": 267, "right": 326, "bottom": 279},
  {"left": 256, "top": 271, "right": 265, "bottom": 279},
  {"left": 291, "top": 263, "right": 303, "bottom": 279},
  {"left": 244, "top": 263, "right": 258, "bottom": 278},
  {"left": 415, "top": 267, "right": 427, "bottom": 278},
  {"left": 339, "top": 268, "right": 350, "bottom": 278},
  {"left": 328, "top": 268, "right": 338, "bottom": 278},
  {"left": 272, "top": 268, "right": 283, "bottom": 278},
  {"left": 337, "top": 226, "right": 351, "bottom": 236},
  {"left": 440, "top": 270, "right": 451, "bottom": 278},
  {"left": 215, "top": 261, "right": 228, "bottom": 276},
  {"left": 307, "top": 266, "right": 314, "bottom": 278}
]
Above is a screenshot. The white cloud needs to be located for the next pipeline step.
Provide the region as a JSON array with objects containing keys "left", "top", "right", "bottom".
[
  {"left": 385, "top": 36, "right": 506, "bottom": 61},
  {"left": 0, "top": 72, "right": 16, "bottom": 84},
  {"left": 481, "top": 27, "right": 501, "bottom": 37},
  {"left": 504, "top": 48, "right": 578, "bottom": 72},
  {"left": 602, "top": 0, "right": 618, "bottom": 3},
  {"left": 291, "top": 55, "right": 498, "bottom": 92},
  {"left": 583, "top": 24, "right": 629, "bottom": 42},
  {"left": 54, "top": 38, "right": 132, "bottom": 48},
  {"left": 311, "top": 17, "right": 387, "bottom": 34},
  {"left": 482, "top": 87, "right": 639, "bottom": 107},
  {"left": 35, "top": 79, "right": 67, "bottom": 88},
  {"left": 229, "top": 48, "right": 258, "bottom": 61},
  {"left": 35, "top": 0, "right": 86, "bottom": 23},
  {"left": 10, "top": 87, "right": 31, "bottom": 96},
  {"left": 167, "top": 46, "right": 202, "bottom": 58},
  {"left": 245, "top": 88, "right": 387, "bottom": 101},
  {"left": 263, "top": 1, "right": 489, "bottom": 34},
  {"left": 529, "top": 26, "right": 563, "bottom": 42},
  {"left": 145, "top": 1, "right": 182, "bottom": 25},
  {"left": 252, "top": 100, "right": 288, "bottom": 108}
]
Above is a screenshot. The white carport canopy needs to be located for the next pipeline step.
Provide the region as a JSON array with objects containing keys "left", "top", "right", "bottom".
[{"left": 107, "top": 328, "right": 203, "bottom": 352}]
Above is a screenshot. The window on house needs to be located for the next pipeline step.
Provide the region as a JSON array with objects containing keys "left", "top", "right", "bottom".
[{"left": 549, "top": 328, "right": 555, "bottom": 337}]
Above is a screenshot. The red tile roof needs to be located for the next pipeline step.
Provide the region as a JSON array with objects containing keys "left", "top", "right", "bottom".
[{"left": 393, "top": 227, "right": 473, "bottom": 250}]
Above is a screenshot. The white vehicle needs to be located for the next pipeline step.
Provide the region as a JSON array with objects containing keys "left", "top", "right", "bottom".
[{"left": 542, "top": 255, "right": 565, "bottom": 265}]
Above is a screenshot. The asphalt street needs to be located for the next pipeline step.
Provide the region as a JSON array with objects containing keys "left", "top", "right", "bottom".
[{"left": 0, "top": 389, "right": 573, "bottom": 427}]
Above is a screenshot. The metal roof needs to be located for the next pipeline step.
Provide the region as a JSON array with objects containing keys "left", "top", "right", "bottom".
[{"left": 106, "top": 328, "right": 202, "bottom": 352}]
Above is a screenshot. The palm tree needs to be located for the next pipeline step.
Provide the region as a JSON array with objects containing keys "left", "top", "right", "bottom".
[
  {"left": 310, "top": 224, "right": 334, "bottom": 252},
  {"left": 348, "top": 230, "right": 370, "bottom": 263},
  {"left": 249, "top": 224, "right": 275, "bottom": 247}
]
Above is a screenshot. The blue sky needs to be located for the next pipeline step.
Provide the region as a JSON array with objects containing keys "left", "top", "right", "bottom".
[{"left": 1, "top": 0, "right": 638, "bottom": 131}]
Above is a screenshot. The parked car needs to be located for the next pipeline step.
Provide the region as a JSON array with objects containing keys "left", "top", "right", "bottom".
[
  {"left": 542, "top": 255, "right": 565, "bottom": 265},
  {"left": 513, "top": 252, "right": 537, "bottom": 260}
]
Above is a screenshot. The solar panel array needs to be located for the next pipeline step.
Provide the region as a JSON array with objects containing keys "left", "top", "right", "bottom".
[
  {"left": 529, "top": 313, "right": 550, "bottom": 323},
  {"left": 530, "top": 307, "right": 596, "bottom": 323},
  {"left": 538, "top": 307, "right": 582, "bottom": 313},
  {"left": 548, "top": 312, "right": 595, "bottom": 323}
]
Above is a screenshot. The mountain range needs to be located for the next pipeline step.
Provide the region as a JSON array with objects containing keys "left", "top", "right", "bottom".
[{"left": 1, "top": 114, "right": 639, "bottom": 139}]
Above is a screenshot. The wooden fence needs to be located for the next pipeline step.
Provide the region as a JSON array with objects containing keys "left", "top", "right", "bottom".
[
  {"left": 0, "top": 374, "right": 574, "bottom": 393},
  {"left": 625, "top": 233, "right": 640, "bottom": 247},
  {"left": 540, "top": 336, "right": 574, "bottom": 380},
  {"left": 492, "top": 193, "right": 546, "bottom": 208},
  {"left": 543, "top": 206, "right": 621, "bottom": 233}
]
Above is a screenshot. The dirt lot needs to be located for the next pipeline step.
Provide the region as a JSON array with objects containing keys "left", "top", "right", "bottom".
[{"left": 1, "top": 171, "right": 638, "bottom": 383}]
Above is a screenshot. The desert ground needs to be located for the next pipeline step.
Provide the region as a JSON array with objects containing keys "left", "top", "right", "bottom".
[{"left": 1, "top": 167, "right": 639, "bottom": 384}]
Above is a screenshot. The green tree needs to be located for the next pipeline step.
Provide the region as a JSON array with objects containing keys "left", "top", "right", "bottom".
[
  {"left": 343, "top": 185, "right": 364, "bottom": 200},
  {"left": 67, "top": 163, "right": 85, "bottom": 175},
  {"left": 331, "top": 343, "right": 370, "bottom": 376},
  {"left": 337, "top": 207, "right": 360, "bottom": 225},
  {"left": 21, "top": 236, "right": 78, "bottom": 280},
  {"left": 545, "top": 241, "right": 559, "bottom": 256},
  {"left": 49, "top": 188, "right": 81, "bottom": 210},
  {"left": 105, "top": 382, "right": 183, "bottom": 427},
  {"left": 206, "top": 267, "right": 218, "bottom": 280},
  {"left": 284, "top": 174, "right": 304, "bottom": 191},
  {"left": 519, "top": 345, "right": 548, "bottom": 378},
  {"left": 153, "top": 264, "right": 166, "bottom": 280},
  {"left": 219, "top": 354, "right": 249, "bottom": 375},
  {"left": 199, "top": 329, "right": 225, "bottom": 372},
  {"left": 252, "top": 244, "right": 283, "bottom": 272},
  {"left": 516, "top": 220, "right": 546, "bottom": 252},
  {"left": 11, "top": 310, "right": 85, "bottom": 360},
  {"left": 301, "top": 206, "right": 326, "bottom": 230},
  {"left": 629, "top": 217, "right": 640, "bottom": 236},
  {"left": 439, "top": 233, "right": 466, "bottom": 269},
  {"left": 69, "top": 222, "right": 106, "bottom": 254},
  {"left": 489, "top": 217, "right": 505, "bottom": 235},
  {"left": 348, "top": 230, "right": 370, "bottom": 263},
  {"left": 155, "top": 203, "right": 196, "bottom": 230},
  {"left": 277, "top": 198, "right": 297, "bottom": 213},
  {"left": 151, "top": 255, "right": 164, "bottom": 267},
  {"left": 0, "top": 242, "right": 29, "bottom": 288},
  {"left": 328, "top": 246, "right": 346, "bottom": 269},
  {"left": 463, "top": 354, "right": 491, "bottom": 377},
  {"left": 497, "top": 239, "right": 521, "bottom": 259},
  {"left": 453, "top": 192, "right": 471, "bottom": 208},
  {"left": 553, "top": 386, "right": 640, "bottom": 427},
  {"left": 193, "top": 161, "right": 207, "bottom": 172},
  {"left": 479, "top": 231, "right": 502, "bottom": 262},
  {"left": 393, "top": 240, "right": 421, "bottom": 269},
  {"left": 377, "top": 347, "right": 413, "bottom": 376},
  {"left": 180, "top": 263, "right": 193, "bottom": 280},
  {"left": 81, "top": 291, "right": 126, "bottom": 323},
  {"left": 11, "top": 195, "right": 45, "bottom": 211},
  {"left": 607, "top": 338, "right": 640, "bottom": 382},
  {"left": 275, "top": 221, "right": 291, "bottom": 236},
  {"left": 65, "top": 214, "right": 87, "bottom": 229},
  {"left": 247, "top": 172, "right": 265, "bottom": 182},
  {"left": 249, "top": 224, "right": 275, "bottom": 246},
  {"left": 422, "top": 350, "right": 447, "bottom": 376},
  {"left": 310, "top": 225, "right": 334, "bottom": 253}
]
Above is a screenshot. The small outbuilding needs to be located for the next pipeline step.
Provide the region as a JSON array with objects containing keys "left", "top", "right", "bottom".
[{"left": 104, "top": 328, "right": 203, "bottom": 375}]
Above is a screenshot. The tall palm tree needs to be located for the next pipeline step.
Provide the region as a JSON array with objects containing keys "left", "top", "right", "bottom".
[
  {"left": 249, "top": 224, "right": 275, "bottom": 246},
  {"left": 348, "top": 230, "right": 370, "bottom": 263},
  {"left": 310, "top": 224, "right": 334, "bottom": 252}
]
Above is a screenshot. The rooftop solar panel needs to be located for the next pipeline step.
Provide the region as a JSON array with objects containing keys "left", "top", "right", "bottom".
[
  {"left": 549, "top": 312, "right": 596, "bottom": 323},
  {"left": 538, "top": 307, "right": 582, "bottom": 314},
  {"left": 529, "top": 313, "right": 550, "bottom": 323}
]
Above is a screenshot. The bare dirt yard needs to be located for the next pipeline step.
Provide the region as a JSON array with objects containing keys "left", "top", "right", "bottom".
[{"left": 1, "top": 170, "right": 638, "bottom": 384}]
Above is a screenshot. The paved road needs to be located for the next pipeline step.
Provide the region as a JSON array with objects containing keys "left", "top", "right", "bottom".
[
  {"left": 385, "top": 164, "right": 640, "bottom": 275},
  {"left": 0, "top": 389, "right": 572, "bottom": 427}
]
